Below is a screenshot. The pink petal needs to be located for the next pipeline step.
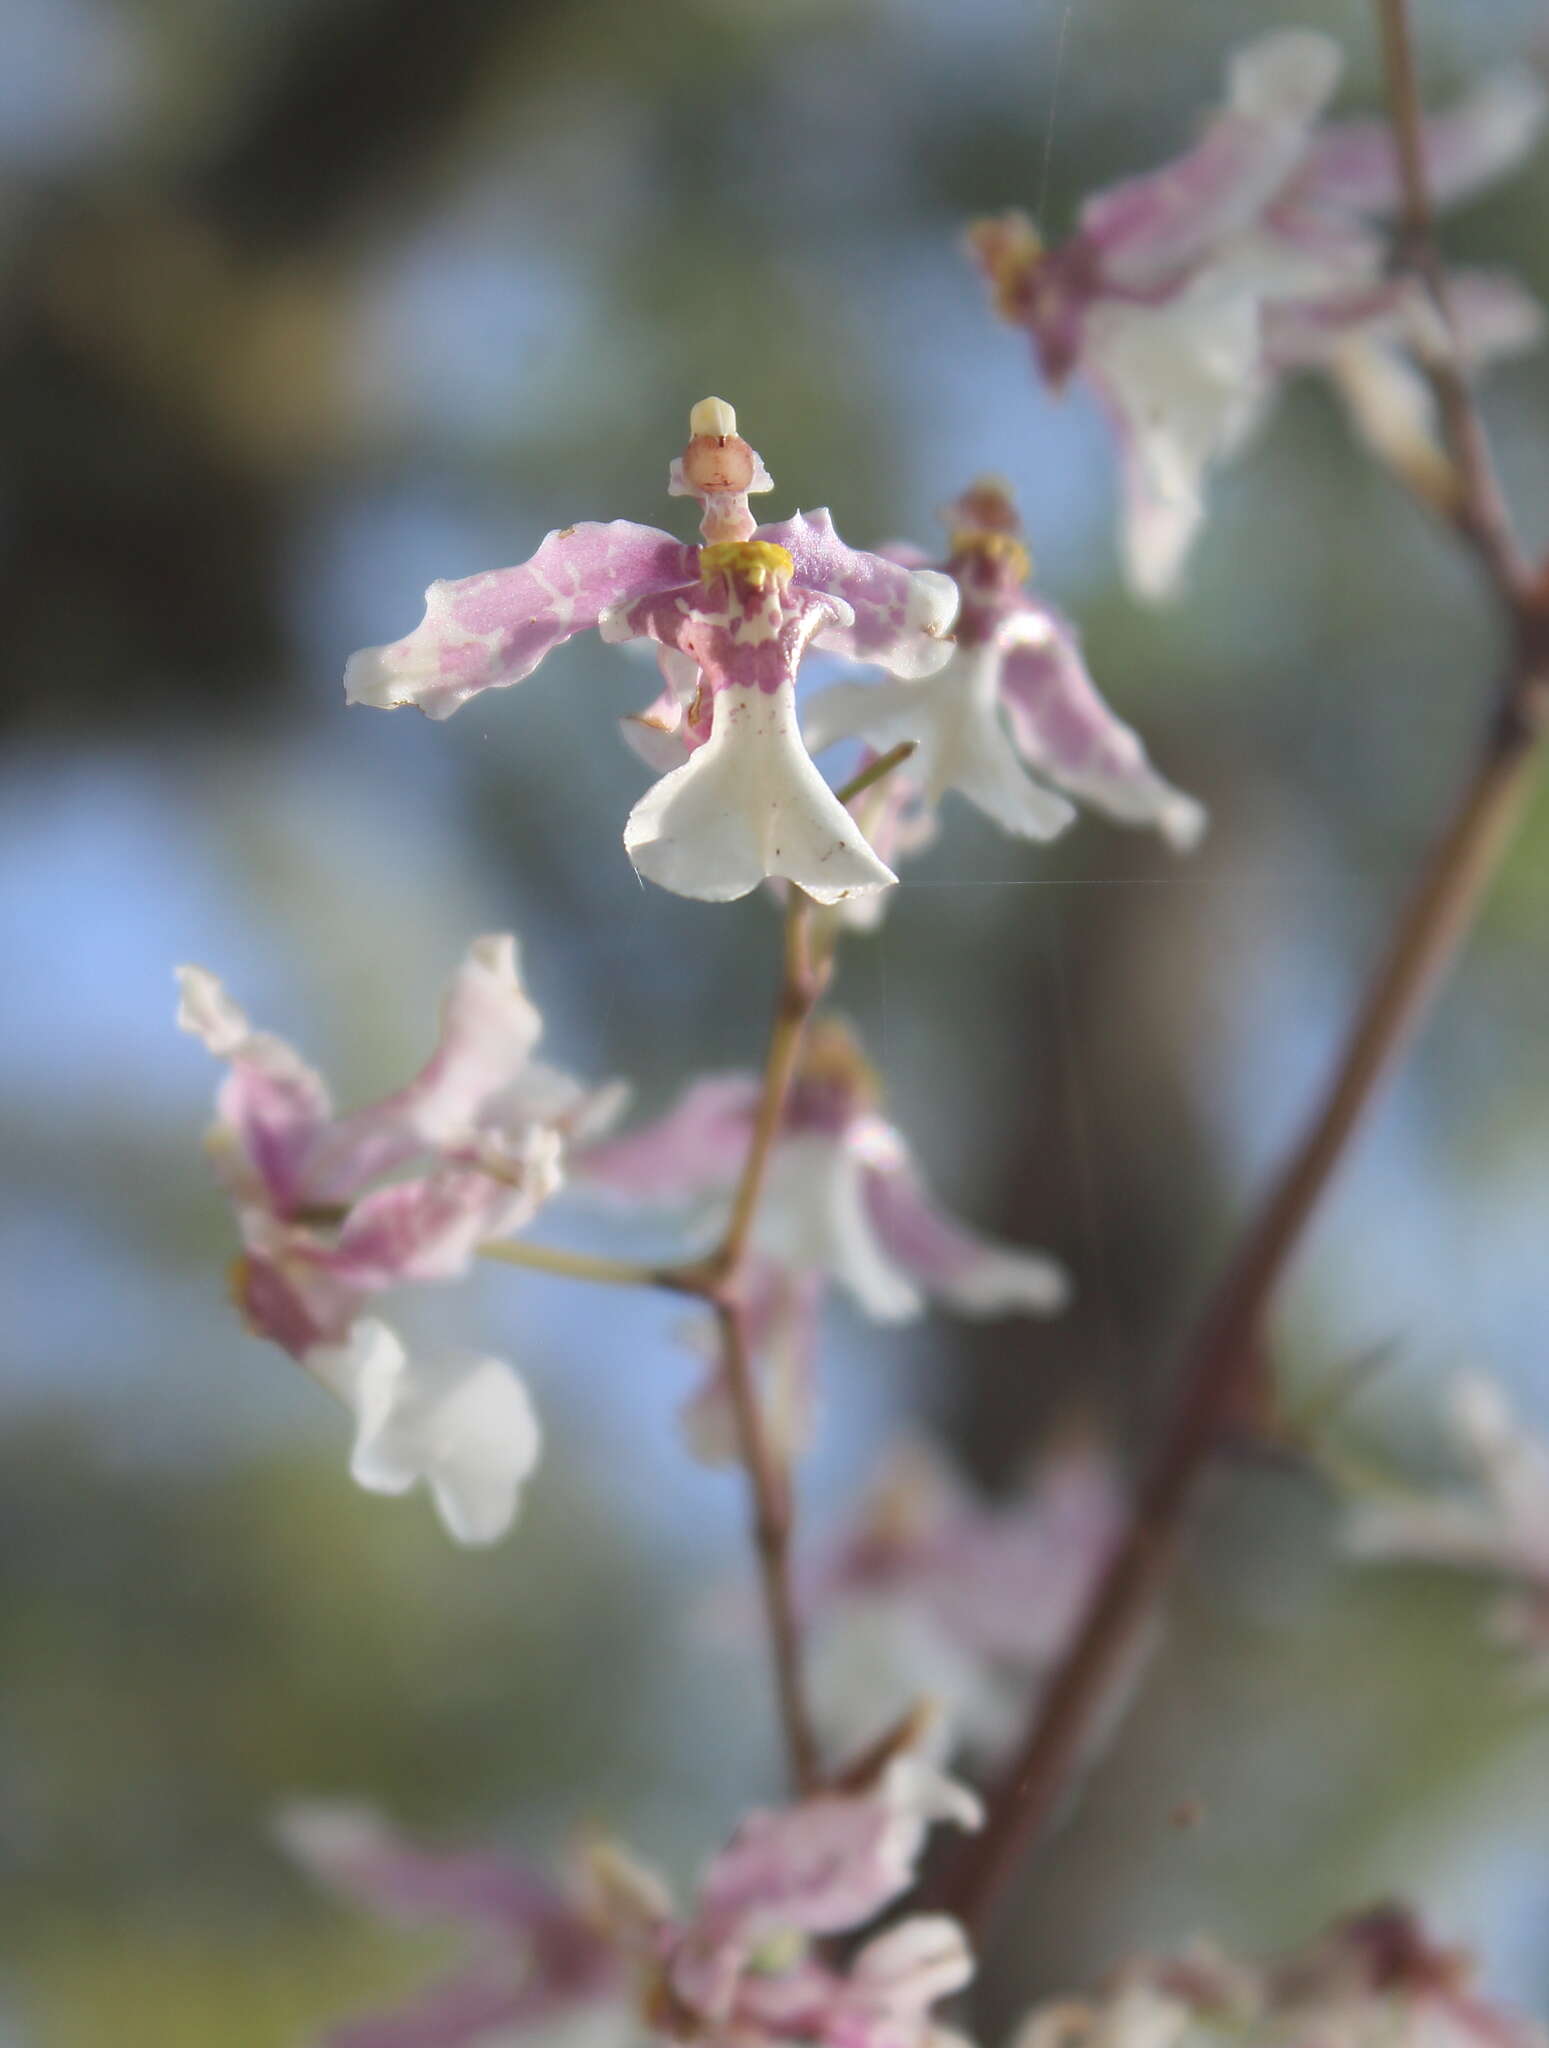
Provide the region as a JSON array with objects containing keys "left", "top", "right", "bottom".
[
  {"left": 316, "top": 1962, "right": 531, "bottom": 2048},
  {"left": 309, "top": 936, "right": 545, "bottom": 1198},
  {"left": 176, "top": 966, "right": 332, "bottom": 1212},
  {"left": 345, "top": 522, "right": 697, "bottom": 721},
  {"left": 861, "top": 1155, "right": 1068, "bottom": 1320},
  {"left": 997, "top": 610, "right": 1206, "bottom": 850},
  {"left": 574, "top": 1074, "right": 761, "bottom": 1204},
  {"left": 1081, "top": 31, "right": 1341, "bottom": 293},
  {"left": 757, "top": 511, "right": 958, "bottom": 678},
  {"left": 275, "top": 1804, "right": 564, "bottom": 1936},
  {"left": 1298, "top": 67, "right": 1546, "bottom": 216},
  {"left": 330, "top": 1164, "right": 548, "bottom": 1286},
  {"left": 695, "top": 1795, "right": 906, "bottom": 1939},
  {"left": 238, "top": 1249, "right": 359, "bottom": 1356}
]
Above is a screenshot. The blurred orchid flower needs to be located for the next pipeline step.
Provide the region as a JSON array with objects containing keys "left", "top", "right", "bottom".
[
  {"left": 1345, "top": 1375, "right": 1549, "bottom": 1681},
  {"left": 804, "top": 479, "right": 1205, "bottom": 851},
  {"left": 277, "top": 1803, "right": 630, "bottom": 2048},
  {"left": 575, "top": 1019, "right": 1067, "bottom": 1459},
  {"left": 346, "top": 398, "right": 958, "bottom": 904},
  {"left": 176, "top": 937, "right": 616, "bottom": 1542},
  {"left": 280, "top": 1751, "right": 980, "bottom": 2048},
  {"left": 1013, "top": 1906, "right": 1548, "bottom": 2048},
  {"left": 968, "top": 31, "right": 1546, "bottom": 595},
  {"left": 806, "top": 1435, "right": 1124, "bottom": 1762}
]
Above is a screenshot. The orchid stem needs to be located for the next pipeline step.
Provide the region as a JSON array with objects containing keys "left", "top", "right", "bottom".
[
  {"left": 477, "top": 1240, "right": 683, "bottom": 1290},
  {"left": 835, "top": 739, "right": 919, "bottom": 809},
  {"left": 1374, "top": 0, "right": 1527, "bottom": 600},
  {"left": 715, "top": 1295, "right": 823, "bottom": 1794},
  {"left": 710, "top": 887, "right": 831, "bottom": 1793}
]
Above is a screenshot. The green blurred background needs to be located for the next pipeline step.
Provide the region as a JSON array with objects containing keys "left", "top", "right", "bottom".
[{"left": 3, "top": 0, "right": 1548, "bottom": 2039}]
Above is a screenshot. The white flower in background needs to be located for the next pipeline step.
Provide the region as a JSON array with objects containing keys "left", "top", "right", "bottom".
[
  {"left": 968, "top": 31, "right": 1546, "bottom": 594},
  {"left": 1344, "top": 1374, "right": 1549, "bottom": 1681},
  {"left": 804, "top": 478, "right": 1205, "bottom": 853},
  {"left": 806, "top": 1435, "right": 1124, "bottom": 1762},
  {"left": 1012, "top": 1907, "right": 1548, "bottom": 2048},
  {"left": 574, "top": 1019, "right": 1067, "bottom": 1463}
]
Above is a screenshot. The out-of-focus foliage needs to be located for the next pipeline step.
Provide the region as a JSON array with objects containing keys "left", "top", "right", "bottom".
[{"left": 3, "top": 0, "right": 1549, "bottom": 2041}]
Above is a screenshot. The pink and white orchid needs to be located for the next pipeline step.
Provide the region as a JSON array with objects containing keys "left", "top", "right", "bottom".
[
  {"left": 807, "top": 1436, "right": 1124, "bottom": 1762},
  {"left": 280, "top": 1753, "right": 981, "bottom": 2048},
  {"left": 176, "top": 936, "right": 612, "bottom": 1543},
  {"left": 804, "top": 480, "right": 1205, "bottom": 851},
  {"left": 968, "top": 31, "right": 1546, "bottom": 594},
  {"left": 346, "top": 398, "right": 958, "bottom": 904},
  {"left": 1013, "top": 1906, "right": 1547, "bottom": 2048},
  {"left": 1345, "top": 1375, "right": 1549, "bottom": 1682},
  {"left": 277, "top": 1803, "right": 630, "bottom": 2048},
  {"left": 575, "top": 1020, "right": 1066, "bottom": 1458}
]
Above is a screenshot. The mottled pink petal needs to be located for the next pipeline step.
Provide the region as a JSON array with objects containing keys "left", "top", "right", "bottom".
[
  {"left": 1260, "top": 279, "right": 1418, "bottom": 370},
  {"left": 176, "top": 966, "right": 332, "bottom": 1211},
  {"left": 757, "top": 511, "right": 958, "bottom": 678},
  {"left": 1299, "top": 67, "right": 1546, "bottom": 215},
  {"left": 345, "top": 522, "right": 697, "bottom": 721},
  {"left": 861, "top": 1154, "right": 1067, "bottom": 1320},
  {"left": 694, "top": 1757, "right": 979, "bottom": 1945},
  {"left": 276, "top": 1803, "right": 565, "bottom": 1936},
  {"left": 238, "top": 1248, "right": 359, "bottom": 1356},
  {"left": 330, "top": 1155, "right": 557, "bottom": 1286},
  {"left": 307, "top": 936, "right": 546, "bottom": 1199},
  {"left": 997, "top": 610, "right": 1205, "bottom": 849},
  {"left": 1082, "top": 32, "right": 1341, "bottom": 293},
  {"left": 315, "top": 1960, "right": 531, "bottom": 2048},
  {"left": 575, "top": 1074, "right": 760, "bottom": 1204}
]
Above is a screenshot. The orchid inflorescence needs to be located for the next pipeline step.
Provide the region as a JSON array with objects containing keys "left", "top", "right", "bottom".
[{"left": 174, "top": 17, "right": 1549, "bottom": 2048}]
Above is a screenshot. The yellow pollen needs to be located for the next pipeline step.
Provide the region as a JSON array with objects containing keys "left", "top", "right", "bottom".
[
  {"left": 698, "top": 539, "right": 793, "bottom": 590},
  {"left": 796, "top": 1016, "right": 881, "bottom": 1107},
  {"left": 951, "top": 529, "right": 1032, "bottom": 584},
  {"left": 227, "top": 1254, "right": 256, "bottom": 1324},
  {"left": 967, "top": 211, "right": 1044, "bottom": 323}
]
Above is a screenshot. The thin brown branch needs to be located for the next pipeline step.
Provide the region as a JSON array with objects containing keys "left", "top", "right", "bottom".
[
  {"left": 714, "top": 1296, "right": 824, "bottom": 1793},
  {"left": 1374, "top": 0, "right": 1528, "bottom": 599},
  {"left": 708, "top": 888, "right": 833, "bottom": 1793},
  {"left": 939, "top": 681, "right": 1545, "bottom": 1934}
]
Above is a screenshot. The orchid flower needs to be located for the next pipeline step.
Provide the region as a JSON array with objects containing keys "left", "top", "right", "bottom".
[
  {"left": 346, "top": 398, "right": 958, "bottom": 904},
  {"left": 1345, "top": 1375, "right": 1549, "bottom": 1681},
  {"left": 277, "top": 1804, "right": 631, "bottom": 2048},
  {"left": 176, "top": 936, "right": 615, "bottom": 1543},
  {"left": 804, "top": 479, "right": 1205, "bottom": 850},
  {"left": 575, "top": 1019, "right": 1067, "bottom": 1458},
  {"left": 806, "top": 1435, "right": 1124, "bottom": 1761},
  {"left": 1013, "top": 1907, "right": 1548, "bottom": 2048},
  {"left": 280, "top": 1753, "right": 981, "bottom": 2048},
  {"left": 968, "top": 31, "right": 1546, "bottom": 595}
]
